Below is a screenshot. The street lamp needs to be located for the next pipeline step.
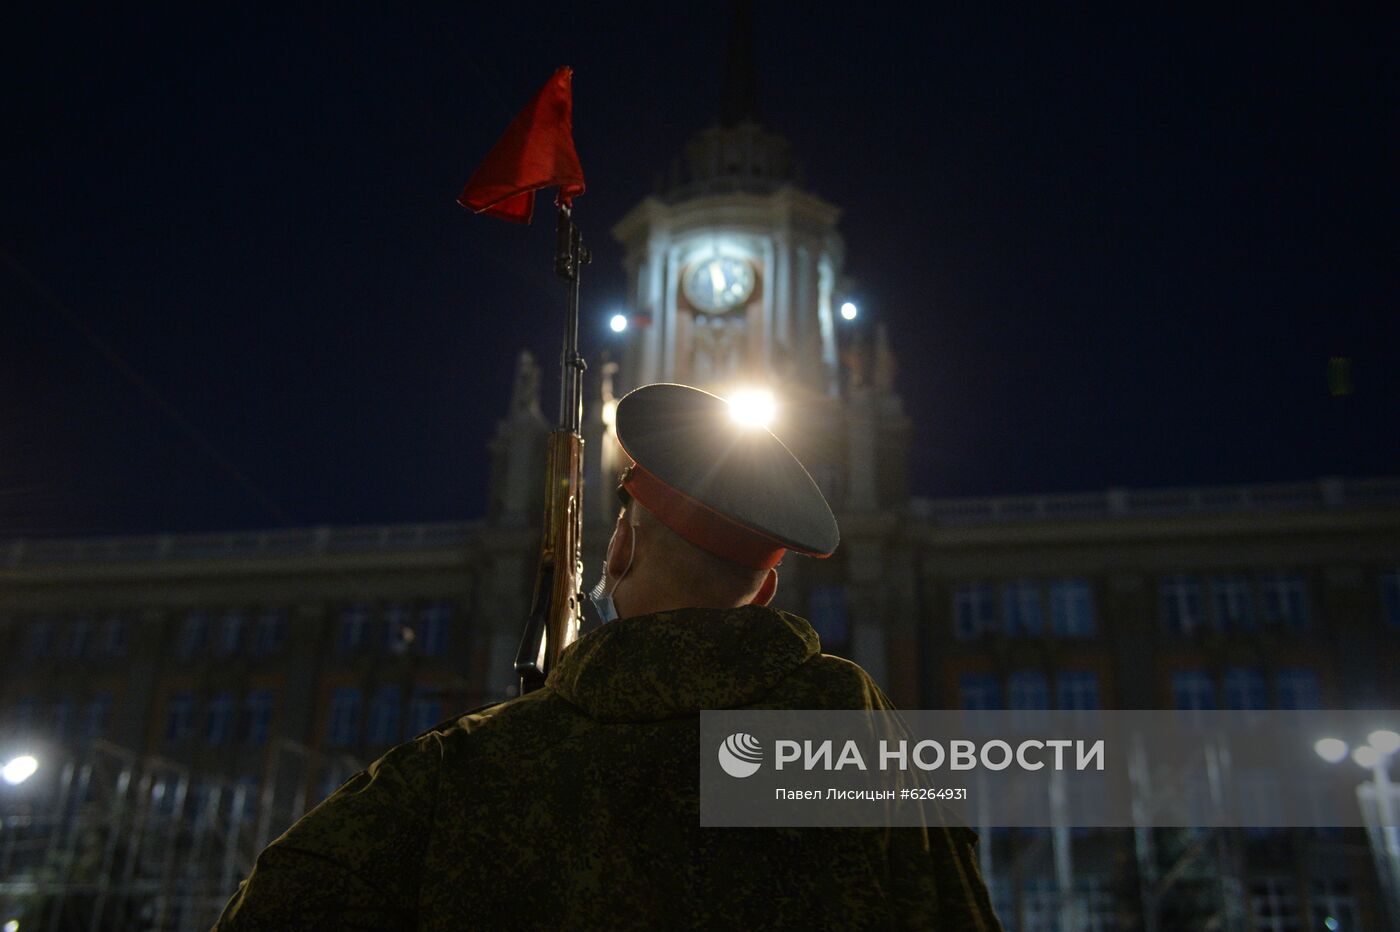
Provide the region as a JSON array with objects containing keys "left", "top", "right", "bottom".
[
  {"left": 609, "top": 313, "right": 628, "bottom": 333},
  {"left": 1316, "top": 729, "right": 1400, "bottom": 925},
  {"left": 839, "top": 301, "right": 858, "bottom": 321},
  {"left": 1, "top": 755, "right": 38, "bottom": 786}
]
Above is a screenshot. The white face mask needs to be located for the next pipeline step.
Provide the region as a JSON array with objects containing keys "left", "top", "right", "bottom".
[{"left": 587, "top": 520, "right": 637, "bottom": 625}]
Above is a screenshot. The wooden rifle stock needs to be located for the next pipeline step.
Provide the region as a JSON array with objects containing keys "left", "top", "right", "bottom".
[{"left": 514, "top": 206, "right": 589, "bottom": 695}]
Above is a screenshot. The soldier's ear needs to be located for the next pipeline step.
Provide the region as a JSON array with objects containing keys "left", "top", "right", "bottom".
[
  {"left": 751, "top": 569, "right": 778, "bottom": 606},
  {"left": 605, "top": 518, "right": 635, "bottom": 579}
]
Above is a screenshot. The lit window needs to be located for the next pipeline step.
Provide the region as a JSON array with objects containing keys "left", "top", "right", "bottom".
[
  {"left": 205, "top": 692, "right": 235, "bottom": 746},
  {"left": 1209, "top": 576, "right": 1255, "bottom": 632},
  {"left": 367, "top": 686, "right": 402, "bottom": 745},
  {"left": 327, "top": 688, "right": 362, "bottom": 746},
  {"left": 957, "top": 673, "right": 1001, "bottom": 710},
  {"left": 337, "top": 605, "right": 370, "bottom": 655},
  {"left": 1171, "top": 669, "right": 1216, "bottom": 711},
  {"left": 176, "top": 612, "right": 209, "bottom": 658},
  {"left": 1275, "top": 668, "right": 1321, "bottom": 710},
  {"left": 1160, "top": 576, "right": 1203, "bottom": 634},
  {"left": 953, "top": 583, "right": 997, "bottom": 640},
  {"left": 1223, "top": 667, "right": 1267, "bottom": 710},
  {"left": 1057, "top": 671, "right": 1101, "bottom": 710},
  {"left": 243, "top": 690, "right": 274, "bottom": 746},
  {"left": 165, "top": 693, "right": 195, "bottom": 743},
  {"left": 807, "top": 587, "right": 849, "bottom": 649},
  {"left": 1259, "top": 572, "right": 1309, "bottom": 629},
  {"left": 407, "top": 689, "right": 444, "bottom": 738},
  {"left": 1050, "top": 578, "right": 1096, "bottom": 637},
  {"left": 1002, "top": 580, "right": 1043, "bottom": 637}
]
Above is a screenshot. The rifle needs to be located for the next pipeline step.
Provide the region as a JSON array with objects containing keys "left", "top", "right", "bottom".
[{"left": 513, "top": 205, "right": 590, "bottom": 695}]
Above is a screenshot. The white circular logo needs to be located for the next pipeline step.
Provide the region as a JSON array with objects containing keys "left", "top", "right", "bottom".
[{"left": 718, "top": 732, "right": 763, "bottom": 778}]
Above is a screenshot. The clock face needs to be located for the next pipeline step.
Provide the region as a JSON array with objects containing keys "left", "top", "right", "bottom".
[{"left": 683, "top": 256, "right": 755, "bottom": 313}]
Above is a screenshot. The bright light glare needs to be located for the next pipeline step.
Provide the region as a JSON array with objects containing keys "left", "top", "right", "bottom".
[
  {"left": 840, "top": 301, "right": 858, "bottom": 321},
  {"left": 1314, "top": 738, "right": 1349, "bottom": 764},
  {"left": 609, "top": 314, "right": 628, "bottom": 333},
  {"left": 1353, "top": 745, "right": 1382, "bottom": 769},
  {"left": 3, "top": 919, "right": 17, "bottom": 932},
  {"left": 1367, "top": 729, "right": 1400, "bottom": 755},
  {"left": 727, "top": 389, "right": 776, "bottom": 429},
  {"left": 2, "top": 755, "right": 38, "bottom": 786}
]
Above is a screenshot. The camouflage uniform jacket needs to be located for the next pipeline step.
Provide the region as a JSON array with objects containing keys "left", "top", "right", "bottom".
[{"left": 214, "top": 605, "right": 1000, "bottom": 930}]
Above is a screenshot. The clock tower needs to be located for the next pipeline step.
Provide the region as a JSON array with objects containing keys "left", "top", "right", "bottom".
[{"left": 584, "top": 1, "right": 916, "bottom": 697}]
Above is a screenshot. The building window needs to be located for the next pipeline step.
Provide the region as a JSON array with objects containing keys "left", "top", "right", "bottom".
[
  {"left": 957, "top": 673, "right": 1001, "bottom": 710},
  {"left": 1308, "top": 878, "right": 1357, "bottom": 931},
  {"left": 1250, "top": 876, "right": 1300, "bottom": 931},
  {"left": 243, "top": 690, "right": 274, "bottom": 746},
  {"left": 383, "top": 603, "right": 414, "bottom": 654},
  {"left": 1171, "top": 669, "right": 1217, "bottom": 711},
  {"left": 82, "top": 693, "right": 112, "bottom": 740},
  {"left": 407, "top": 689, "right": 443, "bottom": 738},
  {"left": 21, "top": 618, "right": 53, "bottom": 661},
  {"left": 205, "top": 692, "right": 235, "bottom": 746},
  {"left": 1258, "top": 572, "right": 1309, "bottom": 629},
  {"left": 1021, "top": 878, "right": 1059, "bottom": 932},
  {"left": 1078, "top": 875, "right": 1117, "bottom": 932},
  {"left": 1160, "top": 576, "right": 1204, "bottom": 634},
  {"left": 1050, "top": 578, "right": 1096, "bottom": 637},
  {"left": 214, "top": 611, "right": 244, "bottom": 657},
  {"left": 418, "top": 602, "right": 454, "bottom": 656},
  {"left": 953, "top": 583, "right": 997, "bottom": 640},
  {"left": 1008, "top": 671, "right": 1049, "bottom": 710},
  {"left": 318, "top": 762, "right": 355, "bottom": 803},
  {"left": 98, "top": 615, "right": 127, "bottom": 659},
  {"left": 367, "top": 686, "right": 402, "bottom": 745},
  {"left": 176, "top": 612, "right": 209, "bottom": 658},
  {"left": 68, "top": 616, "right": 93, "bottom": 660},
  {"left": 1275, "top": 668, "right": 1322, "bottom": 710},
  {"left": 807, "top": 587, "right": 849, "bottom": 649},
  {"left": 327, "top": 688, "right": 362, "bottom": 746},
  {"left": 1002, "top": 580, "right": 1043, "bottom": 637},
  {"left": 1223, "top": 667, "right": 1268, "bottom": 710},
  {"left": 1209, "top": 576, "right": 1255, "bottom": 632},
  {"left": 165, "top": 693, "right": 195, "bottom": 743},
  {"left": 13, "top": 695, "right": 40, "bottom": 731},
  {"left": 337, "top": 605, "right": 371, "bottom": 655},
  {"left": 1057, "top": 670, "right": 1101, "bottom": 710},
  {"left": 1382, "top": 568, "right": 1400, "bottom": 628},
  {"left": 51, "top": 696, "right": 74, "bottom": 740},
  {"left": 250, "top": 608, "right": 286, "bottom": 656}
]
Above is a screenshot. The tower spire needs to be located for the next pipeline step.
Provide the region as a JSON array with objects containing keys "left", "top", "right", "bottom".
[{"left": 719, "top": 0, "right": 759, "bottom": 126}]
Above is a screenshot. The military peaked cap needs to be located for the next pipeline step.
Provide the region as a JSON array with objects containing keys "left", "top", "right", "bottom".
[{"left": 614, "top": 383, "right": 839, "bottom": 570}]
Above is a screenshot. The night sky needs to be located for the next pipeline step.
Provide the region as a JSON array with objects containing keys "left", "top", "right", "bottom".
[{"left": 3, "top": 7, "right": 1395, "bottom": 538}]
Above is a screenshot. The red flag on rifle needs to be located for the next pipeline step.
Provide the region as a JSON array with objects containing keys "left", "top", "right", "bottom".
[{"left": 458, "top": 66, "right": 585, "bottom": 224}]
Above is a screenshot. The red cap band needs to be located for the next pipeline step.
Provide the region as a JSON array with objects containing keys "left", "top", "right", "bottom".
[{"left": 623, "top": 462, "right": 788, "bottom": 571}]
